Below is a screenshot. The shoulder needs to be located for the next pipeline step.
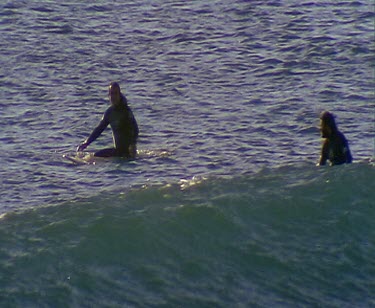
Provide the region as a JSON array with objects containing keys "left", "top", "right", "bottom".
[
  {"left": 121, "top": 94, "right": 128, "bottom": 105},
  {"left": 121, "top": 102, "right": 134, "bottom": 116},
  {"left": 104, "top": 106, "right": 113, "bottom": 115},
  {"left": 103, "top": 106, "right": 114, "bottom": 119}
]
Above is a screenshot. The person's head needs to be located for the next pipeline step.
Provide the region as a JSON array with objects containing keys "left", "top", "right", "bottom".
[
  {"left": 320, "top": 111, "right": 338, "bottom": 138},
  {"left": 108, "top": 82, "right": 122, "bottom": 106}
]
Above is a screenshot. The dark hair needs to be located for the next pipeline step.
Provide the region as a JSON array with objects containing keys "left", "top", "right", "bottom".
[
  {"left": 320, "top": 111, "right": 337, "bottom": 131},
  {"left": 108, "top": 82, "right": 129, "bottom": 106},
  {"left": 109, "top": 82, "right": 121, "bottom": 90}
]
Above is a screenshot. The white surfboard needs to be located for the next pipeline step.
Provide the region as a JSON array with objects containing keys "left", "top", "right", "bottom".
[{"left": 63, "top": 153, "right": 96, "bottom": 165}]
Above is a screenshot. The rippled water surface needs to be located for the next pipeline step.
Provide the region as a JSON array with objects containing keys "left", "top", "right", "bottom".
[
  {"left": 1, "top": 0, "right": 373, "bottom": 213},
  {"left": 0, "top": 1, "right": 374, "bottom": 307}
]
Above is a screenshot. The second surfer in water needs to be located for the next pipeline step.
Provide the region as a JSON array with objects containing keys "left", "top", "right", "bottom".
[
  {"left": 77, "top": 82, "right": 139, "bottom": 159},
  {"left": 317, "top": 111, "right": 352, "bottom": 166}
]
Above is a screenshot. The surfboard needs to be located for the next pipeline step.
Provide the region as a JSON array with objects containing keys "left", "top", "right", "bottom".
[
  {"left": 63, "top": 153, "right": 96, "bottom": 165},
  {"left": 63, "top": 149, "right": 172, "bottom": 165}
]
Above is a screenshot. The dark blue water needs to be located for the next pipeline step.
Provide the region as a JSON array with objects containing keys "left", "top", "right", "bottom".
[{"left": 0, "top": 0, "right": 374, "bottom": 306}]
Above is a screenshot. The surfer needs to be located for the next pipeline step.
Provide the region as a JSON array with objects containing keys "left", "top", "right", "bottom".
[
  {"left": 317, "top": 111, "right": 352, "bottom": 166},
  {"left": 77, "top": 82, "right": 139, "bottom": 159}
]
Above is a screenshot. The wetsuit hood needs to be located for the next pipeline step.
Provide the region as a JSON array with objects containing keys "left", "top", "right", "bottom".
[{"left": 320, "top": 111, "right": 338, "bottom": 137}]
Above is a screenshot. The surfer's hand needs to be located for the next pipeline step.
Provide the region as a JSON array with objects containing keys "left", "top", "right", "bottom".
[{"left": 77, "top": 142, "right": 88, "bottom": 152}]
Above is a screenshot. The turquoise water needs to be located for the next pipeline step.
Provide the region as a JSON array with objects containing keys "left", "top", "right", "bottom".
[
  {"left": 0, "top": 0, "right": 374, "bottom": 306},
  {"left": 1, "top": 163, "right": 374, "bottom": 307}
]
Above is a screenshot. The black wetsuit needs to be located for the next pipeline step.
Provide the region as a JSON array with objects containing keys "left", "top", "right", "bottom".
[
  {"left": 86, "top": 95, "right": 139, "bottom": 158},
  {"left": 319, "top": 131, "right": 352, "bottom": 166}
]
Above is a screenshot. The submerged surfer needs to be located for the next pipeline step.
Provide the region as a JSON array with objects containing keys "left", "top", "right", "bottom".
[
  {"left": 77, "top": 82, "right": 139, "bottom": 159},
  {"left": 317, "top": 111, "right": 352, "bottom": 166}
]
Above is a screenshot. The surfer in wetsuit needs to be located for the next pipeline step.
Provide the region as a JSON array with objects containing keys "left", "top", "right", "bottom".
[
  {"left": 317, "top": 111, "right": 352, "bottom": 166},
  {"left": 77, "top": 82, "right": 139, "bottom": 159}
]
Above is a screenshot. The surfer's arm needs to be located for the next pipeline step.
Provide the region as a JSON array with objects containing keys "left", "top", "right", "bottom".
[
  {"left": 317, "top": 140, "right": 329, "bottom": 166},
  {"left": 77, "top": 113, "right": 110, "bottom": 151},
  {"left": 86, "top": 118, "right": 109, "bottom": 144}
]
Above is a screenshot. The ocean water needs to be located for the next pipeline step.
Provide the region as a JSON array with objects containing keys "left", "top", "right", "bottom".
[{"left": 0, "top": 0, "right": 374, "bottom": 307}]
